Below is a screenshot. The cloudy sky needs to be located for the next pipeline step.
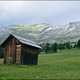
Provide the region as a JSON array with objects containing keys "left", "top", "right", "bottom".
[{"left": 0, "top": 1, "right": 80, "bottom": 26}]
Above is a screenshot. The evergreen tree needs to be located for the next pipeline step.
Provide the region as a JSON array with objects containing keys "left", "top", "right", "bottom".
[
  {"left": 65, "top": 42, "right": 71, "bottom": 49},
  {"left": 58, "top": 43, "right": 65, "bottom": 50},
  {"left": 53, "top": 43, "right": 58, "bottom": 52},
  {"left": 77, "top": 40, "right": 80, "bottom": 48},
  {"left": 51, "top": 43, "right": 58, "bottom": 53},
  {"left": 45, "top": 43, "right": 50, "bottom": 53}
]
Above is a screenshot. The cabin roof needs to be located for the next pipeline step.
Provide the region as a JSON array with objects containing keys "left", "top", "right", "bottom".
[{"left": 0, "top": 33, "right": 41, "bottom": 49}]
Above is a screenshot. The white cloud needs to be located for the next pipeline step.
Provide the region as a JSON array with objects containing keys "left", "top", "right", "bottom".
[{"left": 0, "top": 1, "right": 79, "bottom": 25}]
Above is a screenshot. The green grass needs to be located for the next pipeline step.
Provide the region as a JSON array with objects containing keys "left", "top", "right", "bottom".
[{"left": 0, "top": 48, "right": 80, "bottom": 79}]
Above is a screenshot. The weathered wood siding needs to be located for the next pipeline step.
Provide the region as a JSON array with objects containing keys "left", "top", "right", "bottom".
[
  {"left": 4, "top": 37, "right": 21, "bottom": 64},
  {"left": 21, "top": 45, "right": 39, "bottom": 64},
  {"left": 22, "top": 45, "right": 39, "bottom": 54}
]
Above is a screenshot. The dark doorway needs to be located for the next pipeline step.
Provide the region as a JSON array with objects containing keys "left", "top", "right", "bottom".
[
  {"left": 22, "top": 53, "right": 32, "bottom": 65},
  {"left": 22, "top": 53, "right": 38, "bottom": 65}
]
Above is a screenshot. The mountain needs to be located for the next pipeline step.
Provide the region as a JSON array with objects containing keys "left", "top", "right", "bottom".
[
  {"left": 0, "top": 26, "right": 9, "bottom": 45},
  {"left": 60, "top": 22, "right": 80, "bottom": 42},
  {"left": 8, "top": 23, "right": 53, "bottom": 43},
  {"left": 0, "top": 21, "right": 80, "bottom": 44}
]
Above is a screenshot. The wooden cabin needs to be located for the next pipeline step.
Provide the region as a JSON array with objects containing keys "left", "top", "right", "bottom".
[{"left": 0, "top": 34, "right": 41, "bottom": 65}]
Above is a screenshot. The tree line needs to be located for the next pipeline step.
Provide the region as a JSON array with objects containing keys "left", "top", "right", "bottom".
[{"left": 39, "top": 39, "right": 80, "bottom": 53}]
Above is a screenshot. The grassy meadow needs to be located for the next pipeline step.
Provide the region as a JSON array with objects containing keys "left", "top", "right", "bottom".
[{"left": 0, "top": 48, "right": 80, "bottom": 79}]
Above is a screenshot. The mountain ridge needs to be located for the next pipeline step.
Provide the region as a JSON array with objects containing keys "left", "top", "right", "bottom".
[{"left": 0, "top": 22, "right": 80, "bottom": 44}]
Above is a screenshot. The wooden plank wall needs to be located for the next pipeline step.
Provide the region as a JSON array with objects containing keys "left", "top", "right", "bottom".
[
  {"left": 22, "top": 45, "right": 39, "bottom": 55},
  {"left": 4, "top": 38, "right": 16, "bottom": 64}
]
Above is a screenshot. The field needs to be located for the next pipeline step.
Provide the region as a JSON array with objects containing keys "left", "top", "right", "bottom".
[{"left": 0, "top": 48, "right": 80, "bottom": 79}]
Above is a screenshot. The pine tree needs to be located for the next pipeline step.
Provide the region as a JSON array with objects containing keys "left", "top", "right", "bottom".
[
  {"left": 51, "top": 43, "right": 58, "bottom": 53},
  {"left": 77, "top": 40, "right": 80, "bottom": 48},
  {"left": 65, "top": 42, "right": 71, "bottom": 49},
  {"left": 58, "top": 43, "right": 65, "bottom": 50},
  {"left": 45, "top": 43, "right": 50, "bottom": 53}
]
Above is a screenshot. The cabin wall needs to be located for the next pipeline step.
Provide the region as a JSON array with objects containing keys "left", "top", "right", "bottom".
[
  {"left": 4, "top": 38, "right": 15, "bottom": 64},
  {"left": 22, "top": 45, "right": 40, "bottom": 54},
  {"left": 21, "top": 45, "right": 39, "bottom": 65},
  {"left": 4, "top": 37, "right": 21, "bottom": 64}
]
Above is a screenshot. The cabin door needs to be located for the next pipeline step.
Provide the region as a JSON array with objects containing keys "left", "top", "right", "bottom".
[
  {"left": 16, "top": 45, "right": 21, "bottom": 64},
  {"left": 22, "top": 53, "right": 38, "bottom": 65},
  {"left": 22, "top": 53, "right": 32, "bottom": 64}
]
